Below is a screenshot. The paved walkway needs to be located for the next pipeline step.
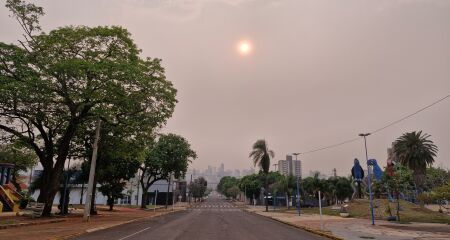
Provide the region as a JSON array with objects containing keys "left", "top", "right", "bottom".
[
  {"left": 0, "top": 205, "right": 183, "bottom": 240},
  {"left": 246, "top": 206, "right": 450, "bottom": 240}
]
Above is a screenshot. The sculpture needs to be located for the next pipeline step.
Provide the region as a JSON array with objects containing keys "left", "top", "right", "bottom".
[
  {"left": 351, "top": 158, "right": 365, "bottom": 199},
  {"left": 368, "top": 159, "right": 383, "bottom": 183}
]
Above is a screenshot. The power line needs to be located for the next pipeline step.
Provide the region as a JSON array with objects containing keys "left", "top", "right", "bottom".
[
  {"left": 369, "top": 94, "right": 450, "bottom": 135},
  {"left": 300, "top": 93, "right": 450, "bottom": 155},
  {"left": 300, "top": 137, "right": 360, "bottom": 155}
]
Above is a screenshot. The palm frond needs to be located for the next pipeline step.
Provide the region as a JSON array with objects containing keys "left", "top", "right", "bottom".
[{"left": 249, "top": 139, "right": 274, "bottom": 174}]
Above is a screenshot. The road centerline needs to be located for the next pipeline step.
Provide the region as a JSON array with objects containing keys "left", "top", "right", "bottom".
[{"left": 116, "top": 226, "right": 152, "bottom": 240}]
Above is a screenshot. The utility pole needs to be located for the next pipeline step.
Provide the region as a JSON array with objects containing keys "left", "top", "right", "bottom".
[
  {"left": 359, "top": 133, "right": 375, "bottom": 225},
  {"left": 83, "top": 120, "right": 101, "bottom": 222}
]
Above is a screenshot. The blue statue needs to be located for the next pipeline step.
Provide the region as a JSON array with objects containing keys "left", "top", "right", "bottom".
[
  {"left": 351, "top": 159, "right": 364, "bottom": 199},
  {"left": 351, "top": 158, "right": 364, "bottom": 181},
  {"left": 368, "top": 159, "right": 383, "bottom": 182}
]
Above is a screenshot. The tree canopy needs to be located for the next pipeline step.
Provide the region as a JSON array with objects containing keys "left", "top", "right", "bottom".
[
  {"left": 0, "top": 143, "right": 37, "bottom": 191},
  {"left": 393, "top": 131, "right": 438, "bottom": 189},
  {"left": 0, "top": 0, "right": 177, "bottom": 215},
  {"left": 139, "top": 133, "right": 196, "bottom": 208}
]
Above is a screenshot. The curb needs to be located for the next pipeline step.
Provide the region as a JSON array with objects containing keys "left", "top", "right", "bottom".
[
  {"left": 0, "top": 219, "right": 66, "bottom": 229},
  {"left": 53, "top": 209, "right": 184, "bottom": 240},
  {"left": 244, "top": 209, "right": 343, "bottom": 240}
]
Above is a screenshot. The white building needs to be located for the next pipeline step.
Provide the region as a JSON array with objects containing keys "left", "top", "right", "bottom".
[{"left": 278, "top": 155, "right": 302, "bottom": 178}]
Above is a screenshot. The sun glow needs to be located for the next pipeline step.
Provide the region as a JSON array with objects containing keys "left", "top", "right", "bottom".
[{"left": 238, "top": 41, "right": 252, "bottom": 55}]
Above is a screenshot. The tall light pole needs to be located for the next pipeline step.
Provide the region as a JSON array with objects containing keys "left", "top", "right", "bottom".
[
  {"left": 293, "top": 152, "right": 301, "bottom": 216},
  {"left": 83, "top": 120, "right": 101, "bottom": 222},
  {"left": 359, "top": 133, "right": 375, "bottom": 225}
]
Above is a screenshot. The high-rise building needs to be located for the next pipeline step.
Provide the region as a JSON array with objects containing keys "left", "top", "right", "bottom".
[
  {"left": 278, "top": 155, "right": 302, "bottom": 178},
  {"left": 218, "top": 163, "right": 225, "bottom": 177}
]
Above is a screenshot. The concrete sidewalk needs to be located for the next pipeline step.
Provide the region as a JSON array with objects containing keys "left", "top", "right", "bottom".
[
  {"left": 0, "top": 205, "right": 186, "bottom": 240},
  {"left": 246, "top": 206, "right": 450, "bottom": 240}
]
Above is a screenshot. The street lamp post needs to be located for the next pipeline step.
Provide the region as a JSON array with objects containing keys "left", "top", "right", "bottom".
[
  {"left": 359, "top": 133, "right": 375, "bottom": 225},
  {"left": 293, "top": 152, "right": 301, "bottom": 216}
]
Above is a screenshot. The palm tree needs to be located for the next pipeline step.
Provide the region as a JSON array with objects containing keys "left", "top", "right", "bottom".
[
  {"left": 249, "top": 139, "right": 274, "bottom": 212},
  {"left": 393, "top": 131, "right": 438, "bottom": 191}
]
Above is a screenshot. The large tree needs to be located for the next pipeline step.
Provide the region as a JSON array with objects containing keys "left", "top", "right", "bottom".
[
  {"left": 189, "top": 177, "right": 207, "bottom": 202},
  {"left": 238, "top": 174, "right": 263, "bottom": 204},
  {"left": 139, "top": 134, "right": 196, "bottom": 208},
  {"left": 249, "top": 139, "right": 274, "bottom": 212},
  {"left": 393, "top": 131, "right": 438, "bottom": 190},
  {"left": 271, "top": 175, "right": 297, "bottom": 208},
  {"left": 0, "top": 0, "right": 177, "bottom": 215},
  {"left": 94, "top": 124, "right": 141, "bottom": 211},
  {"left": 217, "top": 176, "right": 239, "bottom": 197}
]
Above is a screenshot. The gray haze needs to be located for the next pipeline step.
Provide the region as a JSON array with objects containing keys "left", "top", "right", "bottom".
[{"left": 1, "top": 0, "right": 449, "bottom": 176}]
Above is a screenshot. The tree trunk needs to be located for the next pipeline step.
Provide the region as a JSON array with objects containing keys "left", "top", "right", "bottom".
[
  {"left": 165, "top": 178, "right": 171, "bottom": 209},
  {"left": 265, "top": 175, "right": 268, "bottom": 212},
  {"left": 107, "top": 196, "right": 114, "bottom": 211},
  {"left": 36, "top": 121, "right": 79, "bottom": 216},
  {"left": 80, "top": 183, "right": 84, "bottom": 205},
  {"left": 37, "top": 163, "right": 64, "bottom": 216},
  {"left": 413, "top": 171, "right": 425, "bottom": 193},
  {"left": 286, "top": 193, "right": 289, "bottom": 209},
  {"left": 141, "top": 191, "right": 149, "bottom": 209}
]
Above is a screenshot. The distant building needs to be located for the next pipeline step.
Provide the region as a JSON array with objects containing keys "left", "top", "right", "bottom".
[{"left": 278, "top": 155, "right": 301, "bottom": 178}]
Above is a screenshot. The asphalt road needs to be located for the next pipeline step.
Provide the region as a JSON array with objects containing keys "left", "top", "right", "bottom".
[{"left": 74, "top": 196, "right": 326, "bottom": 240}]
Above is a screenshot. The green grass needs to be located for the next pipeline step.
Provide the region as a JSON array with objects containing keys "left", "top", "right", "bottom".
[{"left": 280, "top": 199, "right": 450, "bottom": 224}]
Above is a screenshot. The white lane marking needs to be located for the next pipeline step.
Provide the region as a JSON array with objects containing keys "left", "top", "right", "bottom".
[{"left": 117, "top": 227, "right": 152, "bottom": 240}]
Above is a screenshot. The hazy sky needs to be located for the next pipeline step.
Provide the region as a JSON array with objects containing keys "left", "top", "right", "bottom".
[{"left": 1, "top": 0, "right": 449, "bottom": 176}]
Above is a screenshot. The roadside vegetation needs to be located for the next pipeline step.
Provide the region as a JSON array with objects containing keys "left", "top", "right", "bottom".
[
  {"left": 218, "top": 134, "right": 449, "bottom": 224},
  {"left": 0, "top": 0, "right": 196, "bottom": 215}
]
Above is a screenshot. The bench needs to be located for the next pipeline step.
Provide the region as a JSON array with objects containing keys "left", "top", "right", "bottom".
[{"left": 22, "top": 202, "right": 45, "bottom": 218}]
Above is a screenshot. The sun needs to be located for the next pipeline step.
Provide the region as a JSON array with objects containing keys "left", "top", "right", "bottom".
[{"left": 238, "top": 41, "right": 252, "bottom": 55}]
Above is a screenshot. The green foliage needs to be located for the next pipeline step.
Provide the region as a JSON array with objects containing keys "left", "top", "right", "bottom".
[
  {"left": 393, "top": 131, "right": 438, "bottom": 188},
  {"left": 238, "top": 174, "right": 263, "bottom": 200},
  {"left": 139, "top": 134, "right": 196, "bottom": 207},
  {"left": 97, "top": 155, "right": 140, "bottom": 211},
  {"left": 302, "top": 172, "right": 326, "bottom": 198},
  {"left": 249, "top": 140, "right": 274, "bottom": 174},
  {"left": 419, "top": 183, "right": 450, "bottom": 205},
  {"left": 1, "top": 0, "right": 177, "bottom": 214},
  {"left": 334, "top": 177, "right": 353, "bottom": 202},
  {"left": 277, "top": 175, "right": 297, "bottom": 198},
  {"left": 226, "top": 186, "right": 240, "bottom": 200},
  {"left": 0, "top": 143, "right": 37, "bottom": 191},
  {"left": 423, "top": 167, "right": 450, "bottom": 192},
  {"left": 217, "top": 176, "right": 239, "bottom": 197},
  {"left": 189, "top": 177, "right": 207, "bottom": 200}
]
